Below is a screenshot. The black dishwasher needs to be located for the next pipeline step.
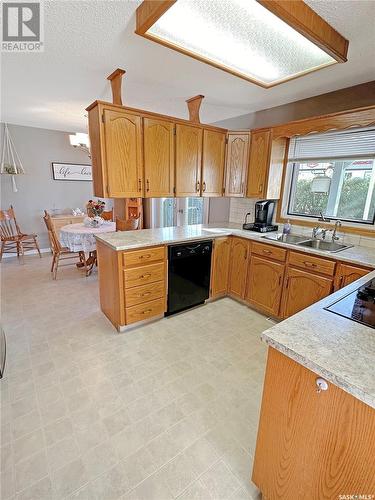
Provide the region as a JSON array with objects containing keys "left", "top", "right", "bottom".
[{"left": 167, "top": 241, "right": 212, "bottom": 316}]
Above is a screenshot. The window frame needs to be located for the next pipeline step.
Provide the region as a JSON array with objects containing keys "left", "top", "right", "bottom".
[{"left": 286, "top": 156, "right": 375, "bottom": 226}]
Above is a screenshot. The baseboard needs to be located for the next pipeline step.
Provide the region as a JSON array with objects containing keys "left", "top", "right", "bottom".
[{"left": 2, "top": 247, "right": 51, "bottom": 258}]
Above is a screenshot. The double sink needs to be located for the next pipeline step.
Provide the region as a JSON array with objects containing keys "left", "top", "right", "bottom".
[{"left": 262, "top": 233, "right": 353, "bottom": 253}]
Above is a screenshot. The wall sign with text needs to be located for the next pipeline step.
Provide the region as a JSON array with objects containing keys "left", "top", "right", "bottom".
[{"left": 52, "top": 162, "right": 92, "bottom": 181}]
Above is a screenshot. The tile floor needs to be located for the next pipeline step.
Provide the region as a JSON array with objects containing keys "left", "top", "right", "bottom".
[{"left": 1, "top": 255, "right": 272, "bottom": 500}]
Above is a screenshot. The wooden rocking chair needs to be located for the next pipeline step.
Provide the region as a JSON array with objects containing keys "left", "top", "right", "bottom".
[
  {"left": 0, "top": 206, "right": 41, "bottom": 263},
  {"left": 43, "top": 210, "right": 81, "bottom": 279}
]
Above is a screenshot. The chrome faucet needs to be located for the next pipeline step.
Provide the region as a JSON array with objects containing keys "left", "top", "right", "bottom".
[
  {"left": 332, "top": 220, "right": 342, "bottom": 241},
  {"left": 312, "top": 226, "right": 322, "bottom": 239}
]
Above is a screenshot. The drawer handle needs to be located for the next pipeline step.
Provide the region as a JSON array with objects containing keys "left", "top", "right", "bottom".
[
  {"left": 142, "top": 309, "right": 152, "bottom": 314},
  {"left": 141, "top": 292, "right": 151, "bottom": 297},
  {"left": 139, "top": 254, "right": 151, "bottom": 259},
  {"left": 303, "top": 261, "right": 317, "bottom": 268},
  {"left": 262, "top": 249, "right": 272, "bottom": 254},
  {"left": 140, "top": 273, "right": 152, "bottom": 279}
]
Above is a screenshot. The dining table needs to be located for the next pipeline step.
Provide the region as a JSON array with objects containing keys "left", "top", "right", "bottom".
[{"left": 60, "top": 221, "right": 116, "bottom": 276}]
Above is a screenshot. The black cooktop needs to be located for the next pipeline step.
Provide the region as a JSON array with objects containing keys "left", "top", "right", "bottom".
[{"left": 325, "top": 277, "right": 375, "bottom": 329}]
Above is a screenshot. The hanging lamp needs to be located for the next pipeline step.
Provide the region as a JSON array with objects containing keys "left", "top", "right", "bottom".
[{"left": 0, "top": 124, "right": 25, "bottom": 192}]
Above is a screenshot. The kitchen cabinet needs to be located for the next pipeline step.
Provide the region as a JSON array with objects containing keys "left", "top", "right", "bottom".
[
  {"left": 175, "top": 124, "right": 203, "bottom": 197},
  {"left": 143, "top": 118, "right": 175, "bottom": 197},
  {"left": 253, "top": 347, "right": 375, "bottom": 499},
  {"left": 247, "top": 129, "right": 272, "bottom": 198},
  {"left": 334, "top": 262, "right": 371, "bottom": 290},
  {"left": 228, "top": 237, "right": 250, "bottom": 299},
  {"left": 246, "top": 130, "right": 287, "bottom": 200},
  {"left": 201, "top": 130, "right": 226, "bottom": 197},
  {"left": 224, "top": 132, "right": 250, "bottom": 197},
  {"left": 102, "top": 108, "right": 143, "bottom": 198},
  {"left": 282, "top": 267, "right": 333, "bottom": 318},
  {"left": 245, "top": 255, "right": 284, "bottom": 317},
  {"left": 210, "top": 237, "right": 231, "bottom": 298}
]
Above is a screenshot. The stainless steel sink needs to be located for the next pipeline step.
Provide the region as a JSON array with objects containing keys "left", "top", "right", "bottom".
[
  {"left": 262, "top": 234, "right": 310, "bottom": 244},
  {"left": 296, "top": 239, "right": 353, "bottom": 253},
  {"left": 262, "top": 233, "right": 353, "bottom": 253}
]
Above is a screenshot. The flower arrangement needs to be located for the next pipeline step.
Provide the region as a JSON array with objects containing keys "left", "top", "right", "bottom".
[{"left": 86, "top": 199, "right": 105, "bottom": 218}]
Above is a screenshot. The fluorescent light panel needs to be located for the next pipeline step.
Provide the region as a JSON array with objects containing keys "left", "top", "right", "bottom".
[{"left": 146, "top": 0, "right": 336, "bottom": 86}]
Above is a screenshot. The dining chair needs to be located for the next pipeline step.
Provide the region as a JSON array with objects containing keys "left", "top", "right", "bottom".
[
  {"left": 43, "top": 210, "right": 81, "bottom": 279},
  {"left": 101, "top": 209, "right": 113, "bottom": 221},
  {"left": 116, "top": 217, "right": 140, "bottom": 231},
  {"left": 0, "top": 206, "right": 41, "bottom": 263}
]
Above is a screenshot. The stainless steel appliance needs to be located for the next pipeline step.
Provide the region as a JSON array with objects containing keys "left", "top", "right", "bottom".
[
  {"left": 325, "top": 277, "right": 375, "bottom": 329},
  {"left": 243, "top": 199, "right": 278, "bottom": 233},
  {"left": 167, "top": 241, "right": 212, "bottom": 316}
]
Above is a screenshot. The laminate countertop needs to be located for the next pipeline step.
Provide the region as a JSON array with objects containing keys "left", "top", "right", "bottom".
[
  {"left": 261, "top": 269, "right": 375, "bottom": 409},
  {"left": 95, "top": 223, "right": 375, "bottom": 268}
]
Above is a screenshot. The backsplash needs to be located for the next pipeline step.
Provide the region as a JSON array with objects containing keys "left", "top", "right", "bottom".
[{"left": 229, "top": 198, "right": 375, "bottom": 250}]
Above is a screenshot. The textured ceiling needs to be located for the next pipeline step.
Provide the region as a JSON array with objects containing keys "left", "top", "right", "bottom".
[{"left": 1, "top": 0, "right": 375, "bottom": 132}]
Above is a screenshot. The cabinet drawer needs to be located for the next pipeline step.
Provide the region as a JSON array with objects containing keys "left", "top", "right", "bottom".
[
  {"left": 124, "top": 262, "right": 165, "bottom": 289},
  {"left": 122, "top": 246, "right": 165, "bottom": 268},
  {"left": 252, "top": 242, "right": 286, "bottom": 262},
  {"left": 125, "top": 281, "right": 165, "bottom": 307},
  {"left": 289, "top": 251, "right": 335, "bottom": 276},
  {"left": 126, "top": 297, "right": 165, "bottom": 325}
]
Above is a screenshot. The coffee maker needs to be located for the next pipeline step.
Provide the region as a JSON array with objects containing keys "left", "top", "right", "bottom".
[{"left": 243, "top": 200, "right": 278, "bottom": 232}]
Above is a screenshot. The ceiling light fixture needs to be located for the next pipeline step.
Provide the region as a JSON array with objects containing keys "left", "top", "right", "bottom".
[
  {"left": 135, "top": 0, "right": 349, "bottom": 88},
  {"left": 69, "top": 133, "right": 91, "bottom": 158}
]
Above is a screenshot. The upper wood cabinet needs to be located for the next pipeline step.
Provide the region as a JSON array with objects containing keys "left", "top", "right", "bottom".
[
  {"left": 282, "top": 267, "right": 333, "bottom": 318},
  {"left": 224, "top": 133, "right": 250, "bottom": 197},
  {"left": 201, "top": 130, "right": 226, "bottom": 197},
  {"left": 175, "top": 124, "right": 203, "bottom": 197},
  {"left": 87, "top": 105, "right": 143, "bottom": 198},
  {"left": 334, "top": 263, "right": 370, "bottom": 290},
  {"left": 143, "top": 118, "right": 175, "bottom": 198},
  {"left": 228, "top": 237, "right": 250, "bottom": 299},
  {"left": 246, "top": 255, "right": 284, "bottom": 317},
  {"left": 247, "top": 130, "right": 272, "bottom": 198},
  {"left": 210, "top": 237, "right": 231, "bottom": 298},
  {"left": 102, "top": 109, "right": 143, "bottom": 198},
  {"left": 246, "top": 130, "right": 287, "bottom": 200}
]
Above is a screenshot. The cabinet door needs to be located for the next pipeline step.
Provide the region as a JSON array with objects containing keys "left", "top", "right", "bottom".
[
  {"left": 175, "top": 124, "right": 203, "bottom": 197},
  {"left": 253, "top": 347, "right": 375, "bottom": 499},
  {"left": 224, "top": 133, "right": 249, "bottom": 197},
  {"left": 143, "top": 118, "right": 175, "bottom": 198},
  {"left": 282, "top": 267, "right": 333, "bottom": 318},
  {"left": 201, "top": 130, "right": 226, "bottom": 197},
  {"left": 246, "top": 256, "right": 284, "bottom": 317},
  {"left": 247, "top": 129, "right": 272, "bottom": 198},
  {"left": 228, "top": 237, "right": 250, "bottom": 299},
  {"left": 103, "top": 109, "right": 143, "bottom": 197},
  {"left": 210, "top": 237, "right": 231, "bottom": 298},
  {"left": 335, "top": 263, "right": 370, "bottom": 290}
]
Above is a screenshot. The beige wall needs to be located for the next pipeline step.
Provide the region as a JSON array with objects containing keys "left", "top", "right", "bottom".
[
  {"left": 1, "top": 123, "right": 94, "bottom": 248},
  {"left": 214, "top": 81, "right": 375, "bottom": 130}
]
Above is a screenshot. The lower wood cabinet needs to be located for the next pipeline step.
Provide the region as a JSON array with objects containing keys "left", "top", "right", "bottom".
[
  {"left": 253, "top": 347, "right": 375, "bottom": 499},
  {"left": 334, "top": 262, "right": 371, "bottom": 290},
  {"left": 210, "top": 237, "right": 231, "bottom": 298},
  {"left": 228, "top": 237, "right": 250, "bottom": 299},
  {"left": 282, "top": 267, "right": 333, "bottom": 318},
  {"left": 245, "top": 255, "right": 284, "bottom": 317}
]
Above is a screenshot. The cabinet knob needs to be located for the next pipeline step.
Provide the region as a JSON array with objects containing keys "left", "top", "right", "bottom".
[{"left": 315, "top": 377, "right": 328, "bottom": 393}]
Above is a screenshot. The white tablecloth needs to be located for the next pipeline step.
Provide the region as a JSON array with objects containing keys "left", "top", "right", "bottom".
[{"left": 60, "top": 222, "right": 116, "bottom": 253}]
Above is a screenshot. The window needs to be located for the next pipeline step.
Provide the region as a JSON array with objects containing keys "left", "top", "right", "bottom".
[{"left": 286, "top": 127, "right": 375, "bottom": 224}]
